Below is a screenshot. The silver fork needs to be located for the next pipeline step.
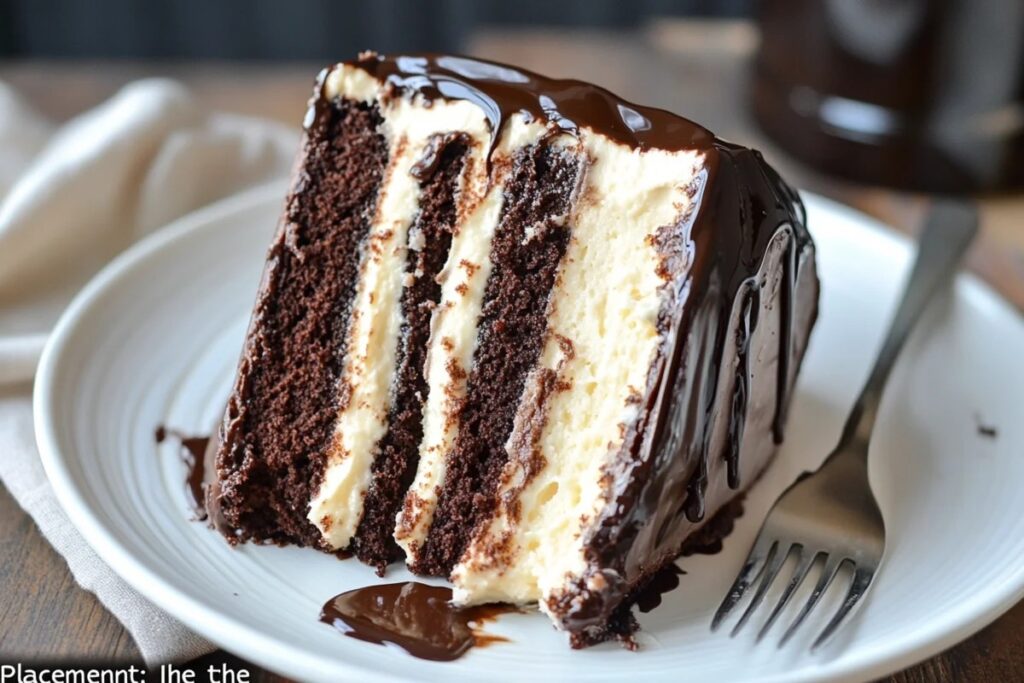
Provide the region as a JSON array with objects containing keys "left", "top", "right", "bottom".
[{"left": 711, "top": 199, "right": 978, "bottom": 650}]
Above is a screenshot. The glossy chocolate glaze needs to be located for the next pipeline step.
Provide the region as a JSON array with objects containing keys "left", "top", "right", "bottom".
[
  {"left": 305, "top": 53, "right": 818, "bottom": 640},
  {"left": 320, "top": 582, "right": 514, "bottom": 661},
  {"left": 621, "top": 496, "right": 743, "bottom": 617},
  {"left": 307, "top": 52, "right": 715, "bottom": 156},
  {"left": 409, "top": 131, "right": 468, "bottom": 181},
  {"left": 562, "top": 152, "right": 816, "bottom": 637}
]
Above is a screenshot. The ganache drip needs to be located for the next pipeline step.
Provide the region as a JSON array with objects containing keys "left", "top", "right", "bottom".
[
  {"left": 728, "top": 279, "right": 761, "bottom": 490},
  {"left": 305, "top": 52, "right": 716, "bottom": 161},
  {"left": 564, "top": 146, "right": 814, "bottom": 633}
]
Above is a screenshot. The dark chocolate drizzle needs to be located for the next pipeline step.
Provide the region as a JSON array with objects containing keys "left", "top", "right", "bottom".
[
  {"left": 155, "top": 424, "right": 233, "bottom": 534},
  {"left": 155, "top": 427, "right": 212, "bottom": 521},
  {"left": 728, "top": 281, "right": 760, "bottom": 490},
  {"left": 320, "top": 582, "right": 514, "bottom": 661},
  {"left": 774, "top": 230, "right": 799, "bottom": 442},
  {"left": 634, "top": 564, "right": 684, "bottom": 614},
  {"left": 302, "top": 53, "right": 818, "bottom": 639},
  {"left": 409, "top": 131, "right": 465, "bottom": 181},
  {"left": 306, "top": 52, "right": 715, "bottom": 160}
]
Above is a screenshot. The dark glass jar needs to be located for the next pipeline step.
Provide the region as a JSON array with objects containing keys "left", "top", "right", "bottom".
[{"left": 753, "top": 0, "right": 1024, "bottom": 193}]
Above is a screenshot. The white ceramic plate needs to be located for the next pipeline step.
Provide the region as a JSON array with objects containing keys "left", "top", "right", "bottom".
[{"left": 35, "top": 183, "right": 1024, "bottom": 682}]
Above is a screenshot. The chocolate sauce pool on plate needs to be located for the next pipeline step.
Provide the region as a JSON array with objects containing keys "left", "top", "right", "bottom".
[
  {"left": 155, "top": 426, "right": 212, "bottom": 520},
  {"left": 320, "top": 582, "right": 515, "bottom": 661}
]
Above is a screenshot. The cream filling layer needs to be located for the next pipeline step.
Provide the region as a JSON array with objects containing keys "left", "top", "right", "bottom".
[
  {"left": 323, "top": 64, "right": 378, "bottom": 103},
  {"left": 394, "top": 116, "right": 551, "bottom": 563},
  {"left": 451, "top": 134, "right": 705, "bottom": 607},
  {"left": 308, "top": 70, "right": 491, "bottom": 549}
]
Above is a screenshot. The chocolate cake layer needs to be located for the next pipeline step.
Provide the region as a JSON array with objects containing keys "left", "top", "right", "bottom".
[
  {"left": 213, "top": 99, "right": 388, "bottom": 545},
  {"left": 351, "top": 134, "right": 469, "bottom": 572},
  {"left": 413, "top": 144, "right": 580, "bottom": 576}
]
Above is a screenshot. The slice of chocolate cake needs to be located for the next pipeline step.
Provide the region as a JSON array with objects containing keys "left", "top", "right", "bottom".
[{"left": 209, "top": 52, "right": 819, "bottom": 647}]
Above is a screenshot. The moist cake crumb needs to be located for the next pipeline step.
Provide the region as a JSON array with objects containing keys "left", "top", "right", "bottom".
[
  {"left": 352, "top": 133, "right": 470, "bottom": 572},
  {"left": 212, "top": 98, "right": 387, "bottom": 547},
  {"left": 413, "top": 144, "right": 581, "bottom": 576}
]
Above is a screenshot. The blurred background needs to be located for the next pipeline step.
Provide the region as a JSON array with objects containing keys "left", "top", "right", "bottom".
[
  {"left": 0, "top": 0, "right": 750, "bottom": 59},
  {"left": 1, "top": 0, "right": 1021, "bottom": 195}
]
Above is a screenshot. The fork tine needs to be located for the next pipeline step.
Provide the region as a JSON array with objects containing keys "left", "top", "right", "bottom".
[
  {"left": 778, "top": 555, "right": 844, "bottom": 647},
  {"left": 810, "top": 566, "right": 875, "bottom": 650},
  {"left": 755, "top": 548, "right": 817, "bottom": 642},
  {"left": 711, "top": 535, "right": 776, "bottom": 631},
  {"left": 730, "top": 541, "right": 790, "bottom": 636}
]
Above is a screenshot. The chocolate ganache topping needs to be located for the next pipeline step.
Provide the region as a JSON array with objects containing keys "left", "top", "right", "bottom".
[
  {"left": 306, "top": 52, "right": 716, "bottom": 156},
  {"left": 307, "top": 52, "right": 817, "bottom": 636}
]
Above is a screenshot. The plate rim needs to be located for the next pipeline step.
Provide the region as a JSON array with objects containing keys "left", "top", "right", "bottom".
[{"left": 33, "top": 186, "right": 1024, "bottom": 682}]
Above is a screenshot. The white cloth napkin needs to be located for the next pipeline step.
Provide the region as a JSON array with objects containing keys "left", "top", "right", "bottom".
[{"left": 0, "top": 78, "right": 301, "bottom": 664}]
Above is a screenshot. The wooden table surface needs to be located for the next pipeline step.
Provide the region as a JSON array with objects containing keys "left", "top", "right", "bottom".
[{"left": 1, "top": 22, "right": 1022, "bottom": 682}]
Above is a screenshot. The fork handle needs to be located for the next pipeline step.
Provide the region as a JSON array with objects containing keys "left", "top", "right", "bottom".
[{"left": 839, "top": 199, "right": 978, "bottom": 449}]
